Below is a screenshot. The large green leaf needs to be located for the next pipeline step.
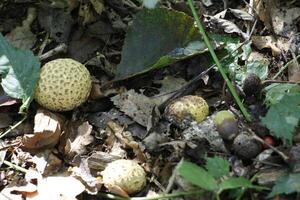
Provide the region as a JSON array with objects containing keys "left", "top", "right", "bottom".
[
  {"left": 264, "top": 83, "right": 299, "bottom": 105},
  {"left": 268, "top": 173, "right": 300, "bottom": 197},
  {"left": 205, "top": 156, "right": 230, "bottom": 179},
  {"left": 261, "top": 93, "right": 300, "bottom": 143},
  {"left": 219, "top": 177, "right": 253, "bottom": 191},
  {"left": 0, "top": 33, "right": 40, "bottom": 113},
  {"left": 116, "top": 8, "right": 208, "bottom": 79},
  {"left": 177, "top": 160, "right": 218, "bottom": 191}
]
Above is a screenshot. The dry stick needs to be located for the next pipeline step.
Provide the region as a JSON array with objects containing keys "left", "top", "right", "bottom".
[
  {"left": 246, "top": 127, "right": 289, "bottom": 161},
  {"left": 0, "top": 115, "right": 27, "bottom": 139},
  {"left": 187, "top": 0, "right": 252, "bottom": 121},
  {"left": 39, "top": 43, "right": 68, "bottom": 61},
  {"left": 3, "top": 160, "right": 29, "bottom": 173}
]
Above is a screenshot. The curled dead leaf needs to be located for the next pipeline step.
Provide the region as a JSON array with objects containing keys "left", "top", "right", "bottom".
[{"left": 22, "top": 109, "right": 65, "bottom": 153}]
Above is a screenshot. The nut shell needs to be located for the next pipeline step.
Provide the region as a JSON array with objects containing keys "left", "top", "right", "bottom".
[
  {"left": 165, "top": 95, "right": 209, "bottom": 128},
  {"left": 101, "top": 159, "right": 146, "bottom": 194},
  {"left": 35, "top": 59, "right": 92, "bottom": 111}
]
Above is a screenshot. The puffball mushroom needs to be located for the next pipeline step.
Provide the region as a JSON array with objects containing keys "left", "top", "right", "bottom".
[
  {"left": 165, "top": 95, "right": 209, "bottom": 128},
  {"left": 101, "top": 159, "right": 146, "bottom": 195},
  {"left": 214, "top": 110, "right": 238, "bottom": 140},
  {"left": 35, "top": 59, "right": 92, "bottom": 111}
]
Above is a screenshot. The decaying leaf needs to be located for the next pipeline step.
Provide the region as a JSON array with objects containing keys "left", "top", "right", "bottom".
[
  {"left": 62, "top": 121, "right": 93, "bottom": 158},
  {"left": 38, "top": 5, "right": 74, "bottom": 42},
  {"left": 31, "top": 150, "right": 62, "bottom": 176},
  {"left": 251, "top": 36, "right": 281, "bottom": 56},
  {"left": 209, "top": 16, "right": 248, "bottom": 39},
  {"left": 22, "top": 109, "right": 65, "bottom": 152},
  {"left": 111, "top": 89, "right": 156, "bottom": 127},
  {"left": 5, "top": 7, "right": 37, "bottom": 50},
  {"left": 107, "top": 120, "right": 147, "bottom": 162},
  {"left": 229, "top": 8, "right": 254, "bottom": 21},
  {"left": 152, "top": 76, "right": 187, "bottom": 105}
]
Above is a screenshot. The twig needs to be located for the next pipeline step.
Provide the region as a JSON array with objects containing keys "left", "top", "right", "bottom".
[
  {"left": 39, "top": 43, "right": 68, "bottom": 61},
  {"left": 187, "top": 0, "right": 252, "bottom": 121},
  {"left": 0, "top": 115, "right": 27, "bottom": 139},
  {"left": 247, "top": 128, "right": 289, "bottom": 161},
  {"left": 3, "top": 160, "right": 29, "bottom": 173},
  {"left": 272, "top": 54, "right": 300, "bottom": 80}
]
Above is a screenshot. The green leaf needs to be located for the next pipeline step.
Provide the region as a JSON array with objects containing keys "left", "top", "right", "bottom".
[
  {"left": 268, "top": 173, "right": 300, "bottom": 197},
  {"left": 0, "top": 33, "right": 40, "bottom": 113},
  {"left": 116, "top": 8, "right": 207, "bottom": 79},
  {"left": 177, "top": 160, "right": 218, "bottom": 191},
  {"left": 245, "top": 60, "right": 268, "bottom": 80},
  {"left": 205, "top": 156, "right": 230, "bottom": 178},
  {"left": 264, "top": 83, "right": 299, "bottom": 105},
  {"left": 261, "top": 93, "right": 300, "bottom": 143},
  {"left": 219, "top": 177, "right": 253, "bottom": 191}
]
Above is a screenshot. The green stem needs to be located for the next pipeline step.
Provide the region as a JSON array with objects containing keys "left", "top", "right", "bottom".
[
  {"left": 272, "top": 54, "right": 300, "bottom": 80},
  {"left": 3, "top": 160, "right": 29, "bottom": 173},
  {"left": 187, "top": 0, "right": 252, "bottom": 121},
  {"left": 0, "top": 115, "right": 27, "bottom": 139},
  {"left": 98, "top": 190, "right": 203, "bottom": 200}
]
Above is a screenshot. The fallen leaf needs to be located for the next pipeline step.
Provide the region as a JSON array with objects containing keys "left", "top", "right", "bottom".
[
  {"left": 252, "top": 35, "right": 281, "bottom": 56},
  {"left": 38, "top": 5, "right": 74, "bottom": 43},
  {"left": 22, "top": 109, "right": 65, "bottom": 152},
  {"left": 107, "top": 121, "right": 147, "bottom": 162},
  {"left": 209, "top": 16, "right": 248, "bottom": 39},
  {"left": 62, "top": 121, "right": 93, "bottom": 158},
  {"left": 5, "top": 7, "right": 37, "bottom": 50},
  {"left": 229, "top": 8, "right": 254, "bottom": 21},
  {"left": 111, "top": 90, "right": 157, "bottom": 127}
]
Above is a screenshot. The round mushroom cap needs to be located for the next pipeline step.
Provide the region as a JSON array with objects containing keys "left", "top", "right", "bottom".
[
  {"left": 165, "top": 95, "right": 209, "bottom": 128},
  {"left": 101, "top": 159, "right": 146, "bottom": 194},
  {"left": 35, "top": 58, "right": 92, "bottom": 111}
]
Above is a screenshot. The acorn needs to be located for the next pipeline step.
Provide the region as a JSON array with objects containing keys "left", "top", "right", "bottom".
[
  {"left": 214, "top": 110, "right": 238, "bottom": 140},
  {"left": 233, "top": 133, "right": 262, "bottom": 160},
  {"left": 242, "top": 73, "right": 261, "bottom": 96},
  {"left": 164, "top": 95, "right": 209, "bottom": 129}
]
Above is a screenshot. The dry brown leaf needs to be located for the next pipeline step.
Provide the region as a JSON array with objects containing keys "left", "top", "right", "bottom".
[
  {"left": 5, "top": 7, "right": 37, "bottom": 50},
  {"left": 22, "top": 109, "right": 65, "bottom": 152},
  {"left": 31, "top": 150, "right": 62, "bottom": 176},
  {"left": 209, "top": 16, "right": 248, "bottom": 39},
  {"left": 252, "top": 35, "right": 281, "bottom": 56},
  {"left": 62, "top": 121, "right": 93, "bottom": 158},
  {"left": 107, "top": 120, "right": 147, "bottom": 163},
  {"left": 111, "top": 89, "right": 156, "bottom": 127}
]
